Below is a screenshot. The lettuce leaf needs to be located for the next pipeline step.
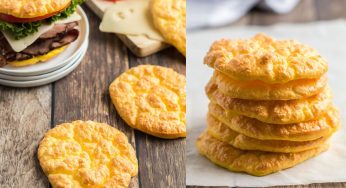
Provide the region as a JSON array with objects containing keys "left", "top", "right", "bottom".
[{"left": 0, "top": 0, "right": 84, "bottom": 40}]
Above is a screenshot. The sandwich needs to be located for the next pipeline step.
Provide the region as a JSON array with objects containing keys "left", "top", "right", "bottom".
[{"left": 0, "top": 0, "right": 84, "bottom": 67}]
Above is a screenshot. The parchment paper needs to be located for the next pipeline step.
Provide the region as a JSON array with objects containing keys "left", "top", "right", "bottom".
[{"left": 186, "top": 20, "right": 346, "bottom": 187}]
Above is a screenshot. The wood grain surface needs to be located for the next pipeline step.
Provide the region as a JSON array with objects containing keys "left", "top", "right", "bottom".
[
  {"left": 188, "top": 0, "right": 346, "bottom": 188},
  {"left": 0, "top": 86, "right": 51, "bottom": 188},
  {"left": 0, "top": 4, "right": 185, "bottom": 188}
]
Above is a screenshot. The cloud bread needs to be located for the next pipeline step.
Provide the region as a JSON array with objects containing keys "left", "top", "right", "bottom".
[
  {"left": 196, "top": 132, "right": 329, "bottom": 176},
  {"left": 206, "top": 79, "right": 332, "bottom": 124},
  {"left": 109, "top": 65, "right": 186, "bottom": 139},
  {"left": 0, "top": 0, "right": 71, "bottom": 18},
  {"left": 204, "top": 33, "right": 328, "bottom": 84},
  {"left": 209, "top": 102, "right": 339, "bottom": 141},
  {"left": 213, "top": 71, "right": 327, "bottom": 100},
  {"left": 150, "top": 0, "right": 186, "bottom": 56},
  {"left": 207, "top": 113, "right": 330, "bottom": 153},
  {"left": 38, "top": 120, "right": 138, "bottom": 188}
]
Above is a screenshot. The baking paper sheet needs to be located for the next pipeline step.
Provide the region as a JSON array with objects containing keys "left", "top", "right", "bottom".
[{"left": 186, "top": 20, "right": 346, "bottom": 187}]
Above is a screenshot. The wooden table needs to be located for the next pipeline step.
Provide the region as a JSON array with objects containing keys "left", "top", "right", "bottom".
[
  {"left": 189, "top": 0, "right": 346, "bottom": 188},
  {"left": 0, "top": 5, "right": 185, "bottom": 188}
]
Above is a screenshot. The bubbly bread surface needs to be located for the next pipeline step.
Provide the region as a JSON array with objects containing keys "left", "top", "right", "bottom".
[
  {"left": 207, "top": 113, "right": 330, "bottom": 153},
  {"left": 109, "top": 65, "right": 186, "bottom": 139},
  {"left": 208, "top": 103, "right": 339, "bottom": 141},
  {"left": 213, "top": 71, "right": 327, "bottom": 100},
  {"left": 196, "top": 132, "right": 329, "bottom": 176},
  {"left": 150, "top": 0, "right": 186, "bottom": 56},
  {"left": 204, "top": 33, "right": 328, "bottom": 83},
  {"left": 38, "top": 120, "right": 138, "bottom": 188},
  {"left": 0, "top": 0, "right": 71, "bottom": 18},
  {"left": 206, "top": 79, "right": 332, "bottom": 124}
]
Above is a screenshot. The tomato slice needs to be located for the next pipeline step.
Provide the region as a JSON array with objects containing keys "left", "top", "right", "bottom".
[{"left": 0, "top": 3, "right": 70, "bottom": 23}]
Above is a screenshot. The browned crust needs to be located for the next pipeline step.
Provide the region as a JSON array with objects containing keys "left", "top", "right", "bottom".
[
  {"left": 0, "top": 0, "right": 71, "bottom": 18},
  {"left": 150, "top": 0, "right": 186, "bottom": 56},
  {"left": 196, "top": 132, "right": 329, "bottom": 176},
  {"left": 38, "top": 120, "right": 138, "bottom": 188},
  {"left": 206, "top": 78, "right": 333, "bottom": 124},
  {"left": 109, "top": 65, "right": 186, "bottom": 139},
  {"left": 213, "top": 70, "right": 327, "bottom": 100},
  {"left": 204, "top": 34, "right": 328, "bottom": 83},
  {"left": 207, "top": 113, "right": 331, "bottom": 153},
  {"left": 208, "top": 102, "right": 339, "bottom": 141}
]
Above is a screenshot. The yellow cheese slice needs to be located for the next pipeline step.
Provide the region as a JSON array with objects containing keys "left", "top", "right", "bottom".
[
  {"left": 8, "top": 46, "right": 67, "bottom": 67},
  {"left": 2, "top": 12, "right": 81, "bottom": 52},
  {"left": 99, "top": 0, "right": 165, "bottom": 41}
]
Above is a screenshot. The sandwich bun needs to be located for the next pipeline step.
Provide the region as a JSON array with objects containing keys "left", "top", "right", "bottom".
[{"left": 0, "top": 0, "right": 71, "bottom": 19}]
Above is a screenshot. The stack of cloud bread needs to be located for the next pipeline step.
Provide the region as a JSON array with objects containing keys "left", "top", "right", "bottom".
[{"left": 196, "top": 33, "right": 340, "bottom": 176}]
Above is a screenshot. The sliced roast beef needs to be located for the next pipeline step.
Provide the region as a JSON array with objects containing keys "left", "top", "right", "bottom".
[
  {"left": 39, "top": 22, "right": 78, "bottom": 39},
  {"left": 22, "top": 29, "right": 79, "bottom": 55},
  {"left": 0, "top": 22, "right": 79, "bottom": 67},
  {"left": 51, "top": 29, "right": 79, "bottom": 49}
]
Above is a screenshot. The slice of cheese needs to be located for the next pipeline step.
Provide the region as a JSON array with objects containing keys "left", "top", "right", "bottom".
[
  {"left": 55, "top": 12, "right": 82, "bottom": 25},
  {"left": 8, "top": 46, "right": 67, "bottom": 67},
  {"left": 3, "top": 25, "right": 54, "bottom": 53},
  {"left": 99, "top": 0, "right": 165, "bottom": 41},
  {"left": 2, "top": 12, "right": 81, "bottom": 52}
]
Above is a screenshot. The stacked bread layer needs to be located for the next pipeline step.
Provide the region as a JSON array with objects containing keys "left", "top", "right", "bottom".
[{"left": 197, "top": 34, "right": 340, "bottom": 176}]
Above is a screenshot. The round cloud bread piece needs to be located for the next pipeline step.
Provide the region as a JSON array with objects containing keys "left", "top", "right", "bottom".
[
  {"left": 109, "top": 65, "right": 186, "bottom": 139},
  {"left": 209, "top": 102, "right": 339, "bottom": 141},
  {"left": 0, "top": 0, "right": 71, "bottom": 18},
  {"left": 204, "top": 33, "right": 328, "bottom": 84},
  {"left": 206, "top": 79, "right": 332, "bottom": 124},
  {"left": 213, "top": 71, "right": 327, "bottom": 100},
  {"left": 38, "top": 120, "right": 138, "bottom": 188},
  {"left": 150, "top": 0, "right": 186, "bottom": 56},
  {"left": 207, "top": 113, "right": 330, "bottom": 153},
  {"left": 196, "top": 132, "right": 329, "bottom": 176}
]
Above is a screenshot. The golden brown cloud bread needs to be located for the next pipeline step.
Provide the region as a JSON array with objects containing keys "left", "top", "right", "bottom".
[
  {"left": 206, "top": 79, "right": 332, "bottom": 124},
  {"left": 0, "top": 0, "right": 71, "bottom": 18},
  {"left": 204, "top": 33, "right": 328, "bottom": 84},
  {"left": 213, "top": 71, "right": 327, "bottom": 100},
  {"left": 208, "top": 102, "right": 339, "bottom": 141},
  {"left": 207, "top": 113, "right": 330, "bottom": 153},
  {"left": 109, "top": 65, "right": 186, "bottom": 139},
  {"left": 196, "top": 132, "right": 329, "bottom": 176},
  {"left": 150, "top": 0, "right": 186, "bottom": 56},
  {"left": 38, "top": 120, "right": 138, "bottom": 188}
]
